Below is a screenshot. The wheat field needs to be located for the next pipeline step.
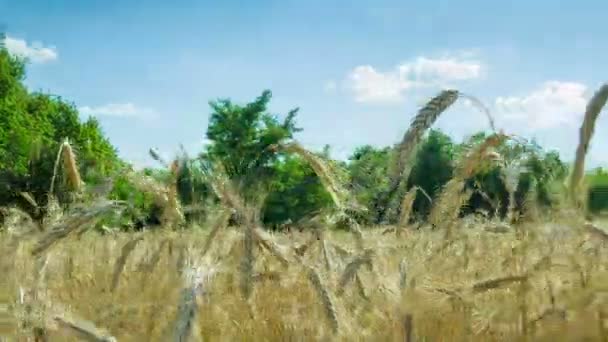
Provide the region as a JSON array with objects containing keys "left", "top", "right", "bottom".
[
  {"left": 1, "top": 87, "right": 608, "bottom": 341},
  {"left": 1, "top": 216, "right": 608, "bottom": 341}
]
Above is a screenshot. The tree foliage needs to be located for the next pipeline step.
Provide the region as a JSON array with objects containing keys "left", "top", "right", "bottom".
[
  {"left": 205, "top": 90, "right": 301, "bottom": 188},
  {"left": 407, "top": 129, "right": 456, "bottom": 219},
  {"left": 202, "top": 90, "right": 334, "bottom": 227},
  {"left": 0, "top": 38, "right": 580, "bottom": 229},
  {"left": 0, "top": 45, "right": 120, "bottom": 220}
]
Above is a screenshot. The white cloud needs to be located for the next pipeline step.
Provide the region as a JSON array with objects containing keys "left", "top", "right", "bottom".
[
  {"left": 399, "top": 57, "right": 482, "bottom": 83},
  {"left": 346, "top": 55, "right": 483, "bottom": 104},
  {"left": 348, "top": 65, "right": 409, "bottom": 103},
  {"left": 79, "top": 103, "right": 158, "bottom": 119},
  {"left": 494, "top": 81, "right": 590, "bottom": 130},
  {"left": 3, "top": 35, "right": 58, "bottom": 64}
]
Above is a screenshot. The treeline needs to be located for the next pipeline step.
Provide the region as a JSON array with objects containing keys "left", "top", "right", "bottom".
[{"left": 1, "top": 42, "right": 607, "bottom": 230}]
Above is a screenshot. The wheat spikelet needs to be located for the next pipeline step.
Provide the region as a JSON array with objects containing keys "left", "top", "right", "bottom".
[
  {"left": 240, "top": 224, "right": 255, "bottom": 300},
  {"left": 307, "top": 266, "right": 339, "bottom": 334},
  {"left": 337, "top": 249, "right": 374, "bottom": 295},
  {"left": 584, "top": 222, "right": 608, "bottom": 242},
  {"left": 200, "top": 209, "right": 231, "bottom": 257},
  {"left": 61, "top": 139, "right": 83, "bottom": 192},
  {"left": 281, "top": 142, "right": 348, "bottom": 210},
  {"left": 204, "top": 163, "right": 247, "bottom": 214},
  {"left": 382, "top": 90, "right": 459, "bottom": 221},
  {"left": 149, "top": 148, "right": 169, "bottom": 168},
  {"left": 32, "top": 200, "right": 119, "bottom": 256},
  {"left": 471, "top": 275, "right": 528, "bottom": 294},
  {"left": 253, "top": 227, "right": 289, "bottom": 267},
  {"left": 124, "top": 170, "right": 184, "bottom": 228},
  {"left": 321, "top": 237, "right": 333, "bottom": 271},
  {"left": 111, "top": 236, "right": 144, "bottom": 291},
  {"left": 399, "top": 187, "right": 418, "bottom": 227},
  {"left": 459, "top": 93, "right": 497, "bottom": 132},
  {"left": 399, "top": 258, "right": 408, "bottom": 291},
  {"left": 570, "top": 84, "right": 608, "bottom": 206},
  {"left": 429, "top": 133, "right": 507, "bottom": 230},
  {"left": 49, "top": 140, "right": 65, "bottom": 195},
  {"left": 389, "top": 90, "right": 460, "bottom": 183},
  {"left": 137, "top": 238, "right": 169, "bottom": 274},
  {"left": 54, "top": 315, "right": 116, "bottom": 342},
  {"left": 522, "top": 179, "right": 540, "bottom": 222},
  {"left": 354, "top": 274, "right": 369, "bottom": 301}
]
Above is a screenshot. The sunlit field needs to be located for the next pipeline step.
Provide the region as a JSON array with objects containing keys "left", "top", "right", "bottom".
[
  {"left": 2, "top": 30, "right": 608, "bottom": 341},
  {"left": 2, "top": 213, "right": 608, "bottom": 341}
]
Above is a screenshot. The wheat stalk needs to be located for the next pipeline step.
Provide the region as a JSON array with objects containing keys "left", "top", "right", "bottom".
[
  {"left": 240, "top": 224, "right": 255, "bottom": 300},
  {"left": 111, "top": 236, "right": 144, "bottom": 291},
  {"left": 54, "top": 315, "right": 117, "bottom": 342},
  {"left": 570, "top": 83, "right": 608, "bottom": 207},
  {"left": 32, "top": 200, "right": 120, "bottom": 256},
  {"left": 399, "top": 187, "right": 418, "bottom": 227},
  {"left": 137, "top": 238, "right": 170, "bottom": 274},
  {"left": 124, "top": 170, "right": 184, "bottom": 228},
  {"left": 169, "top": 265, "right": 215, "bottom": 342},
  {"left": 200, "top": 209, "right": 231, "bottom": 257},
  {"left": 399, "top": 258, "right": 408, "bottom": 291},
  {"left": 381, "top": 90, "right": 460, "bottom": 221},
  {"left": 471, "top": 275, "right": 528, "bottom": 294},
  {"left": 281, "top": 142, "right": 348, "bottom": 210},
  {"left": 307, "top": 266, "right": 339, "bottom": 334},
  {"left": 49, "top": 139, "right": 65, "bottom": 195},
  {"left": 253, "top": 227, "right": 289, "bottom": 267},
  {"left": 61, "top": 139, "right": 83, "bottom": 192},
  {"left": 337, "top": 249, "right": 374, "bottom": 295},
  {"left": 429, "top": 133, "right": 507, "bottom": 231}
]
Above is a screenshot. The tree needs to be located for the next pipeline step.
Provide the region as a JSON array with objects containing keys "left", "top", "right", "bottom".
[
  {"left": 459, "top": 133, "right": 567, "bottom": 219},
  {"left": 204, "top": 90, "right": 301, "bottom": 191},
  {"left": 407, "top": 129, "right": 456, "bottom": 219},
  {"left": 587, "top": 167, "right": 608, "bottom": 214},
  {"left": 347, "top": 145, "right": 391, "bottom": 224},
  {"left": 262, "top": 154, "right": 334, "bottom": 228},
  {"left": 0, "top": 45, "right": 121, "bottom": 221}
]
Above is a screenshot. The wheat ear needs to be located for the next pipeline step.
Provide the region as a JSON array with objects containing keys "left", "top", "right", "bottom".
[
  {"left": 398, "top": 187, "right": 418, "bottom": 227},
  {"left": 111, "top": 236, "right": 144, "bottom": 291},
  {"left": 337, "top": 249, "right": 374, "bottom": 295},
  {"left": 281, "top": 142, "right": 348, "bottom": 210},
  {"left": 61, "top": 139, "right": 83, "bottom": 192},
  {"left": 382, "top": 90, "right": 459, "bottom": 221},
  {"left": 569, "top": 83, "right": 608, "bottom": 206},
  {"left": 428, "top": 133, "right": 507, "bottom": 231},
  {"left": 307, "top": 267, "right": 339, "bottom": 334}
]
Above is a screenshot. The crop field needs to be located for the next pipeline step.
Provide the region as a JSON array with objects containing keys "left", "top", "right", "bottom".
[
  {"left": 1, "top": 86, "right": 608, "bottom": 340},
  {"left": 1, "top": 211, "right": 608, "bottom": 341},
  {"left": 1, "top": 33, "right": 608, "bottom": 341}
]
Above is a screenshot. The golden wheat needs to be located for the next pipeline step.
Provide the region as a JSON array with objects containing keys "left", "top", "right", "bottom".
[{"left": 570, "top": 83, "right": 608, "bottom": 207}]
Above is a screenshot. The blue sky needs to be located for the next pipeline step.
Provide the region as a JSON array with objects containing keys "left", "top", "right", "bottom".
[{"left": 2, "top": 0, "right": 607, "bottom": 168}]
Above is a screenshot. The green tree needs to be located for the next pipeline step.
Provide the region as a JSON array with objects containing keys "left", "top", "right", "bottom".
[
  {"left": 347, "top": 145, "right": 391, "bottom": 224},
  {"left": 263, "top": 154, "right": 334, "bottom": 228},
  {"left": 0, "top": 45, "right": 121, "bottom": 221},
  {"left": 205, "top": 90, "right": 301, "bottom": 191},
  {"left": 407, "top": 129, "right": 456, "bottom": 219},
  {"left": 460, "top": 133, "right": 567, "bottom": 219},
  {"left": 202, "top": 90, "right": 339, "bottom": 225},
  {"left": 587, "top": 167, "right": 608, "bottom": 214}
]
